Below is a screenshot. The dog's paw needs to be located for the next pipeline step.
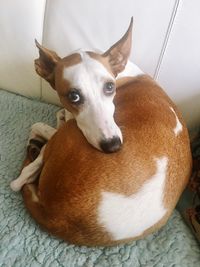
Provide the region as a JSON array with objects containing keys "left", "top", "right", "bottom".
[
  {"left": 56, "top": 109, "right": 74, "bottom": 128},
  {"left": 64, "top": 109, "right": 74, "bottom": 122},
  {"left": 56, "top": 109, "right": 66, "bottom": 128},
  {"left": 10, "top": 179, "right": 22, "bottom": 192},
  {"left": 10, "top": 172, "right": 39, "bottom": 192}
]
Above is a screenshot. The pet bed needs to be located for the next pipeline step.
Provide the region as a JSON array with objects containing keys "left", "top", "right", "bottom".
[{"left": 0, "top": 89, "right": 200, "bottom": 267}]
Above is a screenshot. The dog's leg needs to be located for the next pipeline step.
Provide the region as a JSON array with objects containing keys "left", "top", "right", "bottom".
[
  {"left": 10, "top": 145, "right": 45, "bottom": 192},
  {"left": 28, "top": 122, "right": 57, "bottom": 143},
  {"left": 11, "top": 123, "right": 56, "bottom": 192},
  {"left": 11, "top": 112, "right": 72, "bottom": 192},
  {"left": 29, "top": 110, "right": 72, "bottom": 142},
  {"left": 27, "top": 122, "right": 57, "bottom": 163}
]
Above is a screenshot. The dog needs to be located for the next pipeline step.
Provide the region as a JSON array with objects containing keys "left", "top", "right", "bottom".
[
  {"left": 10, "top": 18, "right": 142, "bottom": 191},
  {"left": 10, "top": 18, "right": 192, "bottom": 246}
]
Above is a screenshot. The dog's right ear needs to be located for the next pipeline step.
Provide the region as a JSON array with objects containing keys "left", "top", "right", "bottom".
[
  {"left": 34, "top": 40, "right": 61, "bottom": 89},
  {"left": 103, "top": 18, "right": 133, "bottom": 77}
]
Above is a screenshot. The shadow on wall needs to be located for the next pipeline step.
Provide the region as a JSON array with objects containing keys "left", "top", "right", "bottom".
[
  {"left": 177, "top": 93, "right": 200, "bottom": 131},
  {"left": 0, "top": 59, "right": 41, "bottom": 99}
]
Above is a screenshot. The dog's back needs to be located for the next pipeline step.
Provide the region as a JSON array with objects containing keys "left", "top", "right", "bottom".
[{"left": 22, "top": 75, "right": 192, "bottom": 246}]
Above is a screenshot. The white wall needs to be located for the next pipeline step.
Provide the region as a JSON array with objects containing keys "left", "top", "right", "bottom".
[
  {"left": 0, "top": 0, "right": 46, "bottom": 98},
  {"left": 156, "top": 0, "right": 200, "bottom": 128}
]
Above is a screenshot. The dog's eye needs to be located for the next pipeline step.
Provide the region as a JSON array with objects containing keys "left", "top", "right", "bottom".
[
  {"left": 103, "top": 82, "right": 115, "bottom": 95},
  {"left": 67, "top": 90, "right": 81, "bottom": 104}
]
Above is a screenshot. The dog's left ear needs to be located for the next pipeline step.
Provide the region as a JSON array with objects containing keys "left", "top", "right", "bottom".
[
  {"left": 103, "top": 17, "right": 133, "bottom": 77},
  {"left": 34, "top": 40, "right": 61, "bottom": 89}
]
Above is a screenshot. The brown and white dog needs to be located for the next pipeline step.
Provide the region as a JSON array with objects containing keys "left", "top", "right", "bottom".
[{"left": 11, "top": 19, "right": 192, "bottom": 246}]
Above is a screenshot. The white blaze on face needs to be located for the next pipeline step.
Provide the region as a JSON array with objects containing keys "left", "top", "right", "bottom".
[
  {"left": 97, "top": 157, "right": 168, "bottom": 240},
  {"left": 170, "top": 107, "right": 183, "bottom": 136},
  {"left": 63, "top": 52, "right": 122, "bottom": 150}
]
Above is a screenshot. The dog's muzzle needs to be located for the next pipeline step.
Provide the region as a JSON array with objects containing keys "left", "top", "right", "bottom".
[{"left": 100, "top": 136, "right": 122, "bottom": 153}]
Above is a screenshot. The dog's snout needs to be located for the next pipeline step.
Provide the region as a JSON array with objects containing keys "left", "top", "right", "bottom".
[{"left": 100, "top": 136, "right": 122, "bottom": 153}]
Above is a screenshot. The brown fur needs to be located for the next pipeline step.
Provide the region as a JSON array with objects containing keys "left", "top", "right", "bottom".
[{"left": 22, "top": 75, "right": 192, "bottom": 246}]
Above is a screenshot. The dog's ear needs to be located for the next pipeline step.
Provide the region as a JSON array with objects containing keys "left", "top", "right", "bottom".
[
  {"left": 103, "top": 17, "right": 133, "bottom": 77},
  {"left": 34, "top": 40, "right": 61, "bottom": 89}
]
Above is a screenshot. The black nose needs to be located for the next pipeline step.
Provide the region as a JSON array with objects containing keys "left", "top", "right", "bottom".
[{"left": 100, "top": 136, "right": 122, "bottom": 153}]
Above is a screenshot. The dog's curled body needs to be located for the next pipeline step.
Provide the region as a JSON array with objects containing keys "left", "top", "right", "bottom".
[{"left": 22, "top": 75, "right": 192, "bottom": 246}]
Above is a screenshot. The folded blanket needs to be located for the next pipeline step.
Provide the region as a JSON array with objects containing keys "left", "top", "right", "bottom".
[{"left": 0, "top": 89, "right": 200, "bottom": 267}]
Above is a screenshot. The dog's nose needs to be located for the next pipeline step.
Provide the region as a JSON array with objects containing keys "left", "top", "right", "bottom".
[{"left": 100, "top": 136, "right": 122, "bottom": 153}]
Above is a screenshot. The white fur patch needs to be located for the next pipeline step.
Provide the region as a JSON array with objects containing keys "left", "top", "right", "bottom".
[
  {"left": 98, "top": 157, "right": 168, "bottom": 240},
  {"left": 170, "top": 107, "right": 183, "bottom": 136}
]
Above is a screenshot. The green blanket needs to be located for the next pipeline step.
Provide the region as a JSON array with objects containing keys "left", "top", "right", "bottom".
[{"left": 0, "top": 89, "right": 200, "bottom": 267}]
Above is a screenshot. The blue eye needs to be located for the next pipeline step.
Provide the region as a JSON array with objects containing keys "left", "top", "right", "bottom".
[
  {"left": 67, "top": 90, "right": 82, "bottom": 104},
  {"left": 103, "top": 82, "right": 115, "bottom": 95}
]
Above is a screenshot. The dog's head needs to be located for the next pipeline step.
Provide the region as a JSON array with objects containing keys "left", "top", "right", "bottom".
[{"left": 35, "top": 18, "right": 133, "bottom": 153}]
